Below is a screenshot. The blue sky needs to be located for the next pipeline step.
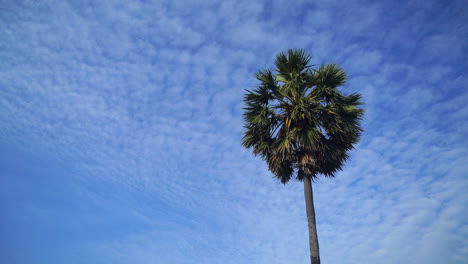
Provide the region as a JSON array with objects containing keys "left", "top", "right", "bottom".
[{"left": 0, "top": 0, "right": 467, "bottom": 263}]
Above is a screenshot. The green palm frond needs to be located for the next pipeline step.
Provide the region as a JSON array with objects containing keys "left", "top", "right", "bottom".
[
  {"left": 275, "top": 49, "right": 313, "bottom": 77},
  {"left": 310, "top": 63, "right": 348, "bottom": 104},
  {"left": 313, "top": 63, "right": 347, "bottom": 88},
  {"left": 242, "top": 49, "right": 364, "bottom": 184}
]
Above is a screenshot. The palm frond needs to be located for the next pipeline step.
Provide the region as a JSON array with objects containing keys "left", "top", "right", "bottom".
[
  {"left": 313, "top": 63, "right": 347, "bottom": 88},
  {"left": 275, "top": 49, "right": 313, "bottom": 80},
  {"left": 242, "top": 49, "right": 364, "bottom": 184}
]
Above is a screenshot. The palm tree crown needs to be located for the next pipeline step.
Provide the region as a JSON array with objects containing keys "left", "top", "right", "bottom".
[{"left": 242, "top": 49, "right": 364, "bottom": 184}]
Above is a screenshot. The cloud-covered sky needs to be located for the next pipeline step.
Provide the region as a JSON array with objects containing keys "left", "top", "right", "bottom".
[{"left": 1, "top": 0, "right": 467, "bottom": 263}]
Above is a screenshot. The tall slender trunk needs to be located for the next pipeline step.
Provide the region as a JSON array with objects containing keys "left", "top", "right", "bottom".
[{"left": 303, "top": 176, "right": 320, "bottom": 264}]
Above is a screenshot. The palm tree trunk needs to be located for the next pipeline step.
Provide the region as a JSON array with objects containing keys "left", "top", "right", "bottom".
[{"left": 303, "top": 176, "right": 320, "bottom": 264}]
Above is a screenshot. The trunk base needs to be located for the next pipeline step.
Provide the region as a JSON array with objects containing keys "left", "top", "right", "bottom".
[{"left": 311, "top": 256, "right": 320, "bottom": 264}]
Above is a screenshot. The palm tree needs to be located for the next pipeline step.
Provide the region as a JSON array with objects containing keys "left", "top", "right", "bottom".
[{"left": 242, "top": 49, "right": 364, "bottom": 264}]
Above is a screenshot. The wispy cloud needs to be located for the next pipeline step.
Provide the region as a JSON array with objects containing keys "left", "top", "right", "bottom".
[{"left": 0, "top": 0, "right": 467, "bottom": 263}]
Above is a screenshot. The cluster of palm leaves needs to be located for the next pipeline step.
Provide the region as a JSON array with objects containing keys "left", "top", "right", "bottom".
[{"left": 242, "top": 49, "right": 364, "bottom": 184}]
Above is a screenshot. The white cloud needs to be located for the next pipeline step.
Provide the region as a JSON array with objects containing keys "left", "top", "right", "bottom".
[{"left": 0, "top": 0, "right": 467, "bottom": 263}]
